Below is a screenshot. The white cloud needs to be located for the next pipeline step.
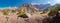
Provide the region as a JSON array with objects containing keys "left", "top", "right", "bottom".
[
  {"left": 31, "top": 3, "right": 40, "bottom": 5},
  {"left": 0, "top": 6, "right": 17, "bottom": 8},
  {"left": 48, "top": 1, "right": 51, "bottom": 4},
  {"left": 55, "top": 0, "right": 60, "bottom": 4}
]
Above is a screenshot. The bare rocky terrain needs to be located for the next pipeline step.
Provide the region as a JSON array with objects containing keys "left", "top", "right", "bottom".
[
  {"left": 0, "top": 4, "right": 48, "bottom": 23},
  {"left": 0, "top": 11, "right": 48, "bottom": 23}
]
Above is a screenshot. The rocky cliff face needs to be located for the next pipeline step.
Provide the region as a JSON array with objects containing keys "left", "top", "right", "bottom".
[{"left": 18, "top": 4, "right": 38, "bottom": 13}]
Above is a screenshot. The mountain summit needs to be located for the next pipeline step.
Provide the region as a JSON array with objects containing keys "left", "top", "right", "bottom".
[{"left": 18, "top": 4, "right": 38, "bottom": 13}]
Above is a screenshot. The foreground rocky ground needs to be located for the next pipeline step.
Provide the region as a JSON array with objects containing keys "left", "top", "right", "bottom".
[{"left": 0, "top": 11, "right": 48, "bottom": 23}]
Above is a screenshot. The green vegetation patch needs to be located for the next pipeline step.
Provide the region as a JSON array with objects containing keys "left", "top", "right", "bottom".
[
  {"left": 11, "top": 10, "right": 16, "bottom": 13},
  {"left": 2, "top": 9, "right": 9, "bottom": 15},
  {"left": 17, "top": 10, "right": 25, "bottom": 17}
]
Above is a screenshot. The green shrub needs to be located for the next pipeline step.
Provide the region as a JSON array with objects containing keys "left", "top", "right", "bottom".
[
  {"left": 12, "top": 10, "right": 16, "bottom": 13},
  {"left": 48, "top": 6, "right": 57, "bottom": 16},
  {"left": 17, "top": 10, "right": 25, "bottom": 17},
  {"left": 2, "top": 9, "right": 9, "bottom": 15}
]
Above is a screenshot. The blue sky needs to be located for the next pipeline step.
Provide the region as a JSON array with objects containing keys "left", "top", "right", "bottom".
[{"left": 0, "top": 0, "right": 60, "bottom": 7}]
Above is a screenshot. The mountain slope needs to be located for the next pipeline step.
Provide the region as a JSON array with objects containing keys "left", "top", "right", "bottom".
[{"left": 33, "top": 4, "right": 51, "bottom": 11}]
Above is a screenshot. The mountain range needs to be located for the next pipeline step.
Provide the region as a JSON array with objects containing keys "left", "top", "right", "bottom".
[
  {"left": 33, "top": 4, "right": 51, "bottom": 11},
  {"left": 19, "top": 4, "right": 51, "bottom": 12}
]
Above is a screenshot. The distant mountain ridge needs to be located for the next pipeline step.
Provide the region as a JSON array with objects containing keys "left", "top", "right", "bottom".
[
  {"left": 33, "top": 4, "right": 51, "bottom": 11},
  {"left": 18, "top": 4, "right": 51, "bottom": 13}
]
